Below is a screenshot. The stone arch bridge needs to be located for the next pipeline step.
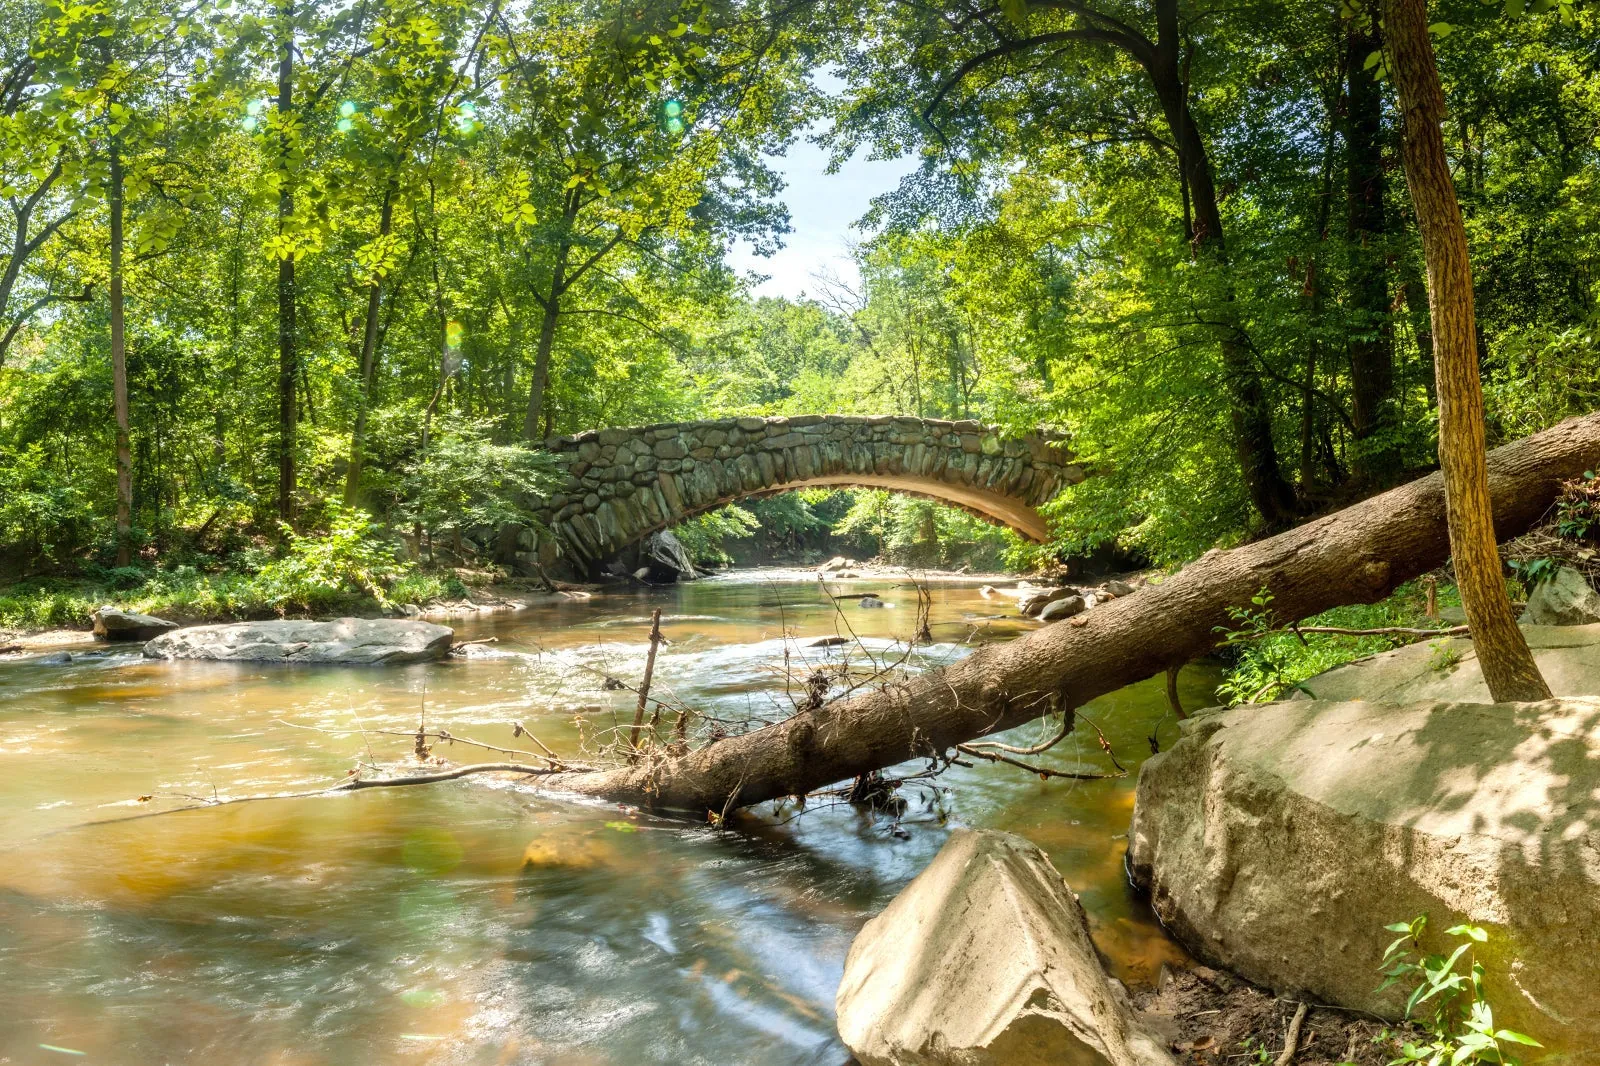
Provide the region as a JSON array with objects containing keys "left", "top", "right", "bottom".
[{"left": 511, "top": 415, "right": 1085, "bottom": 576}]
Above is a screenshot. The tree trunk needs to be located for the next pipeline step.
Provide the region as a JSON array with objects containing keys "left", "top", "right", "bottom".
[
  {"left": 343, "top": 185, "right": 396, "bottom": 506},
  {"left": 530, "top": 412, "right": 1600, "bottom": 812},
  {"left": 275, "top": 3, "right": 297, "bottom": 526},
  {"left": 1345, "top": 23, "right": 1398, "bottom": 488},
  {"left": 522, "top": 285, "right": 562, "bottom": 442},
  {"left": 109, "top": 126, "right": 132, "bottom": 567},
  {"left": 1146, "top": 3, "right": 1296, "bottom": 526},
  {"left": 1382, "top": 0, "right": 1550, "bottom": 702}
]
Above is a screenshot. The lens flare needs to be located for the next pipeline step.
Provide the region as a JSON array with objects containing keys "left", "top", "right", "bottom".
[
  {"left": 663, "top": 99, "right": 682, "bottom": 118},
  {"left": 338, "top": 100, "right": 357, "bottom": 118},
  {"left": 337, "top": 117, "right": 354, "bottom": 133},
  {"left": 459, "top": 99, "right": 477, "bottom": 116},
  {"left": 666, "top": 117, "right": 684, "bottom": 135},
  {"left": 246, "top": 98, "right": 266, "bottom": 117},
  {"left": 241, "top": 115, "right": 258, "bottom": 132},
  {"left": 445, "top": 321, "right": 463, "bottom": 350}
]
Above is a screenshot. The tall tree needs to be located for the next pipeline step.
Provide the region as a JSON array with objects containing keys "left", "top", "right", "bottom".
[
  {"left": 1379, "top": 0, "right": 1549, "bottom": 701},
  {"left": 273, "top": 0, "right": 298, "bottom": 524},
  {"left": 489, "top": 0, "right": 800, "bottom": 441},
  {"left": 1344, "top": 19, "right": 1398, "bottom": 487},
  {"left": 0, "top": 0, "right": 90, "bottom": 365},
  {"left": 836, "top": 0, "right": 1300, "bottom": 526},
  {"left": 340, "top": 0, "right": 478, "bottom": 504}
]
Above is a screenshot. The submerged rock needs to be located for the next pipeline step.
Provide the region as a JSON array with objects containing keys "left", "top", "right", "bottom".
[
  {"left": 1520, "top": 566, "right": 1600, "bottom": 626},
  {"left": 92, "top": 606, "right": 178, "bottom": 642},
  {"left": 1129, "top": 696, "right": 1600, "bottom": 1049},
  {"left": 143, "top": 618, "right": 453, "bottom": 665},
  {"left": 858, "top": 595, "right": 886, "bottom": 609},
  {"left": 836, "top": 828, "right": 1175, "bottom": 1066}
]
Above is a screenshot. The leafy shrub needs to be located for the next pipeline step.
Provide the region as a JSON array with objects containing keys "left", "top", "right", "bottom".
[
  {"left": 388, "top": 571, "right": 467, "bottom": 605},
  {"left": 392, "top": 420, "right": 558, "bottom": 554},
  {"left": 1554, "top": 470, "right": 1600, "bottom": 542},
  {"left": 834, "top": 490, "right": 1016, "bottom": 568},
  {"left": 1508, "top": 557, "right": 1559, "bottom": 590},
  {"left": 0, "top": 587, "right": 98, "bottom": 629},
  {"left": 251, "top": 506, "right": 411, "bottom": 610},
  {"left": 1377, "top": 914, "right": 1540, "bottom": 1064},
  {"left": 1217, "top": 582, "right": 1461, "bottom": 705}
]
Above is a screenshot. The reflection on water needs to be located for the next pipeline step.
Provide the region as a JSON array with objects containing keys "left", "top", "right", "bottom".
[{"left": 0, "top": 572, "right": 1215, "bottom": 1065}]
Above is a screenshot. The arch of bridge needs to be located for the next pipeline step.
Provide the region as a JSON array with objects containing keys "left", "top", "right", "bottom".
[{"left": 517, "top": 415, "right": 1084, "bottom": 573}]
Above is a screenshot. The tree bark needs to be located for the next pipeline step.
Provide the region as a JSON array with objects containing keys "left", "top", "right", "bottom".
[
  {"left": 343, "top": 185, "right": 396, "bottom": 506},
  {"left": 275, "top": 2, "right": 298, "bottom": 526},
  {"left": 530, "top": 412, "right": 1600, "bottom": 812},
  {"left": 109, "top": 123, "right": 132, "bottom": 567},
  {"left": 1345, "top": 23, "right": 1398, "bottom": 487},
  {"left": 1381, "top": 0, "right": 1550, "bottom": 701}
]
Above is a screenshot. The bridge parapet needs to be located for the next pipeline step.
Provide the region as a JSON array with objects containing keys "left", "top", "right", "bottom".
[{"left": 516, "top": 415, "right": 1083, "bottom": 574}]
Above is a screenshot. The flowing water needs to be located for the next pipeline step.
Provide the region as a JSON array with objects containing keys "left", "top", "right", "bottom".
[{"left": 0, "top": 572, "right": 1218, "bottom": 1065}]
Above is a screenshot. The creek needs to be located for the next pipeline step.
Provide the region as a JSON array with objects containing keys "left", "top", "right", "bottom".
[{"left": 0, "top": 571, "right": 1218, "bottom": 1065}]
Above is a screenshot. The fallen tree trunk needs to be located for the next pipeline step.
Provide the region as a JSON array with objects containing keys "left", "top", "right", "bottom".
[{"left": 536, "top": 412, "right": 1600, "bottom": 814}]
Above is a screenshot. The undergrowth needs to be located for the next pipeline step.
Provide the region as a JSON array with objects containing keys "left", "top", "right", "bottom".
[
  {"left": 1217, "top": 580, "right": 1465, "bottom": 706},
  {"left": 0, "top": 507, "right": 475, "bottom": 631}
]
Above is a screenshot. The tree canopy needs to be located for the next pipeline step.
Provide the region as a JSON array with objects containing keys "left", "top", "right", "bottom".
[{"left": 0, "top": 0, "right": 1595, "bottom": 573}]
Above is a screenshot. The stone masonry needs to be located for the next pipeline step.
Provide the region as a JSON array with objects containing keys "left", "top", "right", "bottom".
[{"left": 513, "top": 415, "right": 1084, "bottom": 577}]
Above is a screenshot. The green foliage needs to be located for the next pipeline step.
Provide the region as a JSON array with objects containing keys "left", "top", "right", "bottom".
[
  {"left": 1554, "top": 471, "right": 1600, "bottom": 542},
  {"left": 0, "top": 444, "right": 95, "bottom": 564},
  {"left": 1507, "top": 557, "right": 1559, "bottom": 590},
  {"left": 389, "top": 420, "right": 558, "bottom": 548},
  {"left": 673, "top": 504, "right": 760, "bottom": 566},
  {"left": 1377, "top": 915, "right": 1541, "bottom": 1065},
  {"left": 1217, "top": 582, "right": 1461, "bottom": 706},
  {"left": 833, "top": 490, "right": 1017, "bottom": 569},
  {"left": 0, "top": 0, "right": 1597, "bottom": 587},
  {"left": 250, "top": 506, "right": 410, "bottom": 610}
]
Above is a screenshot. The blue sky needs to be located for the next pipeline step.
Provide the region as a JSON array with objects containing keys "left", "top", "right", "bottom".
[{"left": 725, "top": 129, "right": 919, "bottom": 301}]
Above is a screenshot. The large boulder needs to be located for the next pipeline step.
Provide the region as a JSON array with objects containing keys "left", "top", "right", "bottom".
[
  {"left": 836, "top": 828, "right": 1175, "bottom": 1066},
  {"left": 1128, "top": 696, "right": 1600, "bottom": 1050},
  {"left": 1520, "top": 566, "right": 1600, "bottom": 626},
  {"left": 91, "top": 605, "right": 178, "bottom": 642},
  {"left": 143, "top": 618, "right": 453, "bottom": 665}
]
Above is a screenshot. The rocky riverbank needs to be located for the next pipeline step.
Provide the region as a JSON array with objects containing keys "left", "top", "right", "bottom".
[{"left": 838, "top": 617, "right": 1600, "bottom": 1064}]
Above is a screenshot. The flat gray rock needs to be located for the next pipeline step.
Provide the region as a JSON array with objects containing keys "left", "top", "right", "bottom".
[
  {"left": 92, "top": 606, "right": 178, "bottom": 642},
  {"left": 143, "top": 618, "right": 453, "bottom": 665}
]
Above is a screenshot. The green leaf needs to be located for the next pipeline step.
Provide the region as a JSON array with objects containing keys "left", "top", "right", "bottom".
[
  {"left": 999, "top": 0, "right": 1029, "bottom": 29},
  {"left": 1494, "top": 1030, "right": 1543, "bottom": 1046},
  {"left": 1445, "top": 924, "right": 1488, "bottom": 942}
]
